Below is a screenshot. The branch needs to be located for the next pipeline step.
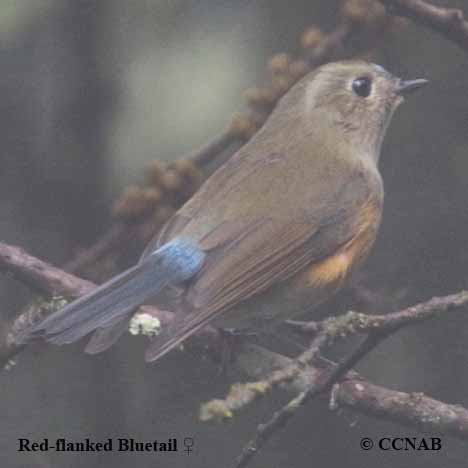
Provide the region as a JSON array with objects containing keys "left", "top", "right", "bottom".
[
  {"left": 229, "top": 345, "right": 468, "bottom": 468},
  {"left": 381, "top": 0, "right": 468, "bottom": 53},
  {"left": 334, "top": 380, "right": 468, "bottom": 440},
  {"left": 291, "top": 290, "right": 468, "bottom": 335},
  {"left": 209, "top": 343, "right": 468, "bottom": 468},
  {"left": 0, "top": 242, "right": 92, "bottom": 366},
  {"left": 204, "top": 292, "right": 468, "bottom": 421},
  {"left": 189, "top": 129, "right": 239, "bottom": 167},
  {"left": 231, "top": 333, "right": 387, "bottom": 468},
  {"left": 224, "top": 293, "right": 468, "bottom": 468},
  {"left": 0, "top": 241, "right": 222, "bottom": 368},
  {"left": 1, "top": 241, "right": 468, "bottom": 454},
  {"left": 308, "top": 356, "right": 468, "bottom": 442},
  {"left": 0, "top": 243, "right": 94, "bottom": 298}
]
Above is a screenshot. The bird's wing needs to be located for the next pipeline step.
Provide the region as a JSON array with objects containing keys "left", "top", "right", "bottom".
[{"left": 144, "top": 148, "right": 382, "bottom": 361}]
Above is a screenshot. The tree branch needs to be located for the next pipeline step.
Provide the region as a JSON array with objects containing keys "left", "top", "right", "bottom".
[
  {"left": 231, "top": 333, "right": 389, "bottom": 468},
  {"left": 204, "top": 293, "right": 468, "bottom": 422},
  {"left": 1, "top": 240, "right": 468, "bottom": 460},
  {"left": 0, "top": 243, "right": 94, "bottom": 298},
  {"left": 223, "top": 294, "right": 468, "bottom": 468},
  {"left": 209, "top": 344, "right": 468, "bottom": 468},
  {"left": 334, "top": 379, "right": 468, "bottom": 440},
  {"left": 229, "top": 343, "right": 468, "bottom": 468},
  {"left": 381, "top": 0, "right": 468, "bottom": 53},
  {"left": 0, "top": 241, "right": 225, "bottom": 368}
]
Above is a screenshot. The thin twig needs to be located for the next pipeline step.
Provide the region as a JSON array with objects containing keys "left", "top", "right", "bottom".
[
  {"left": 231, "top": 292, "right": 468, "bottom": 468},
  {"left": 381, "top": 0, "right": 468, "bottom": 52},
  {"left": 291, "top": 291, "right": 468, "bottom": 335},
  {"left": 205, "top": 292, "right": 468, "bottom": 421},
  {"left": 190, "top": 129, "right": 238, "bottom": 167},
  {"left": 232, "top": 332, "right": 391, "bottom": 468},
  {"left": 235, "top": 345, "right": 468, "bottom": 442}
]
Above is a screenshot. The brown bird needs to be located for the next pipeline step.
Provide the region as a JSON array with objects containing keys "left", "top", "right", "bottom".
[{"left": 17, "top": 61, "right": 428, "bottom": 362}]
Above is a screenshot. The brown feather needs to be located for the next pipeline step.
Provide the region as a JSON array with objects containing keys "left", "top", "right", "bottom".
[{"left": 143, "top": 62, "right": 395, "bottom": 361}]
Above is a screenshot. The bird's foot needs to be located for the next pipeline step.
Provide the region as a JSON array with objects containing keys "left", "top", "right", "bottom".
[{"left": 284, "top": 319, "right": 320, "bottom": 336}]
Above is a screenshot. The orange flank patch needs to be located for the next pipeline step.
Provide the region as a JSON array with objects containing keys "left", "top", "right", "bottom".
[
  {"left": 304, "top": 198, "right": 381, "bottom": 288},
  {"left": 307, "top": 251, "right": 352, "bottom": 286}
]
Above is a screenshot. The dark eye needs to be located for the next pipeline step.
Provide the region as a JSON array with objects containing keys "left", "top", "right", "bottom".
[{"left": 352, "top": 77, "right": 372, "bottom": 98}]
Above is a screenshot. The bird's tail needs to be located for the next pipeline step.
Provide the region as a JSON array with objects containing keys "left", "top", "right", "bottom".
[{"left": 15, "top": 238, "right": 205, "bottom": 349}]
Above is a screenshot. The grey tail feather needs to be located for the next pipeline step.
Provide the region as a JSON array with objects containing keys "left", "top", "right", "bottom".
[
  {"left": 84, "top": 314, "right": 132, "bottom": 354},
  {"left": 144, "top": 311, "right": 216, "bottom": 363},
  {"left": 15, "top": 238, "right": 205, "bottom": 348}
]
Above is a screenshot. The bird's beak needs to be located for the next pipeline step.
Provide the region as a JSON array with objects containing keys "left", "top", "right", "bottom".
[{"left": 395, "top": 78, "right": 429, "bottom": 96}]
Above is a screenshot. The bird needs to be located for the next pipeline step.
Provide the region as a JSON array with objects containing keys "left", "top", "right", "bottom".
[{"left": 16, "top": 60, "right": 428, "bottom": 362}]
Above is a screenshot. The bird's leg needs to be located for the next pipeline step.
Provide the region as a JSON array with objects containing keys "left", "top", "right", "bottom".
[{"left": 284, "top": 319, "right": 320, "bottom": 336}]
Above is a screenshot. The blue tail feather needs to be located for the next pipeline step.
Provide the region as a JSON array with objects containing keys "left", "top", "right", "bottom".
[{"left": 16, "top": 238, "right": 205, "bottom": 348}]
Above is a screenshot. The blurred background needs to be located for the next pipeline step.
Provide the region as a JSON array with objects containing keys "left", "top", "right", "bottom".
[{"left": 1, "top": 0, "right": 468, "bottom": 467}]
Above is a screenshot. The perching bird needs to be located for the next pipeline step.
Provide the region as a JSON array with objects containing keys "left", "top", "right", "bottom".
[{"left": 17, "top": 61, "right": 428, "bottom": 362}]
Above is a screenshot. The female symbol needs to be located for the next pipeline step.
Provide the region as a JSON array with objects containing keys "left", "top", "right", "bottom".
[{"left": 183, "top": 437, "right": 194, "bottom": 454}]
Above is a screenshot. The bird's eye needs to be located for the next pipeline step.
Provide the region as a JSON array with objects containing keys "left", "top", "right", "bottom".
[{"left": 352, "top": 77, "right": 372, "bottom": 98}]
